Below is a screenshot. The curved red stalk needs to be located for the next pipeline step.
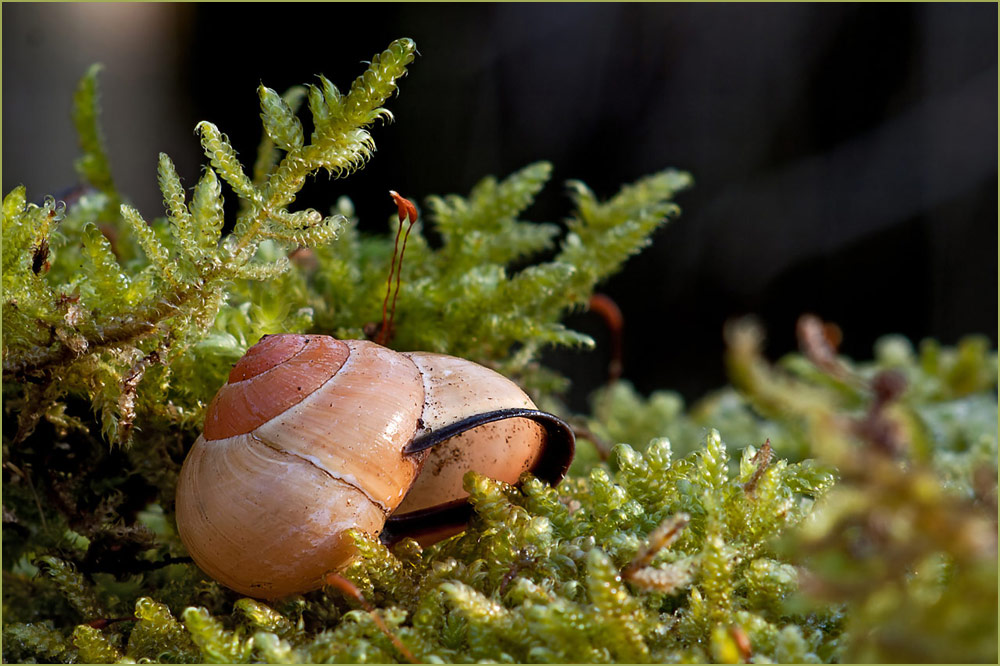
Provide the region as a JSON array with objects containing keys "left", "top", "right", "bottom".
[{"left": 378, "top": 191, "right": 418, "bottom": 345}]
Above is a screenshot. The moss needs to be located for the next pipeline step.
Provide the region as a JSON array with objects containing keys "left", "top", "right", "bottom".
[{"left": 4, "top": 38, "right": 997, "bottom": 663}]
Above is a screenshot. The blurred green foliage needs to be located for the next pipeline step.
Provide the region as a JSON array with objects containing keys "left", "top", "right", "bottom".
[{"left": 3, "top": 39, "right": 996, "bottom": 664}]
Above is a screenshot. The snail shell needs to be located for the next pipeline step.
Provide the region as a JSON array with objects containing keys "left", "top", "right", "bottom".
[{"left": 175, "top": 334, "right": 573, "bottom": 598}]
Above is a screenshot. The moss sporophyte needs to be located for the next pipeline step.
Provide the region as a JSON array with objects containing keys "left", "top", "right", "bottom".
[{"left": 3, "top": 38, "right": 997, "bottom": 663}]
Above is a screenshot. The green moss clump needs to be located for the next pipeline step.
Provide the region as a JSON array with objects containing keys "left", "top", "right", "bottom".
[{"left": 3, "top": 38, "right": 996, "bottom": 663}]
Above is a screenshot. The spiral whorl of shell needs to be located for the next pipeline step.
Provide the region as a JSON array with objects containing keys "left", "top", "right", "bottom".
[{"left": 176, "top": 335, "right": 427, "bottom": 598}]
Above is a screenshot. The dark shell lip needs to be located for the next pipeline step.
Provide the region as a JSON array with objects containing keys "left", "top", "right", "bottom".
[
  {"left": 381, "top": 498, "right": 471, "bottom": 546},
  {"left": 384, "top": 408, "right": 575, "bottom": 545}
]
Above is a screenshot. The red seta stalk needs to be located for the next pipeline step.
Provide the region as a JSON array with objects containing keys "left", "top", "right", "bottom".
[{"left": 377, "top": 191, "right": 418, "bottom": 346}]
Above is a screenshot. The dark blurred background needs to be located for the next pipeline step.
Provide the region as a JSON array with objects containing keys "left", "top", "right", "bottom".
[{"left": 4, "top": 3, "right": 997, "bottom": 409}]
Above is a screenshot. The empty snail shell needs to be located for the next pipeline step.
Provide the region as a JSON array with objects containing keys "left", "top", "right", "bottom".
[{"left": 175, "top": 334, "right": 574, "bottom": 598}]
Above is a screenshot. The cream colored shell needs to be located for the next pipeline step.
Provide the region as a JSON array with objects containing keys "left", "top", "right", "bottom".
[
  {"left": 394, "top": 353, "right": 546, "bottom": 515},
  {"left": 175, "top": 433, "right": 385, "bottom": 599},
  {"left": 176, "top": 339, "right": 427, "bottom": 599},
  {"left": 176, "top": 336, "right": 556, "bottom": 599},
  {"left": 253, "top": 341, "right": 425, "bottom": 510}
]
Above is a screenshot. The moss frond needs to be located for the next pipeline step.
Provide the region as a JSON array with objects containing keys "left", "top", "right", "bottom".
[
  {"left": 2, "top": 39, "right": 418, "bottom": 443},
  {"left": 307, "top": 161, "right": 691, "bottom": 390},
  {"left": 3, "top": 622, "right": 78, "bottom": 663},
  {"left": 258, "top": 84, "right": 305, "bottom": 153},
  {"left": 71, "top": 63, "right": 121, "bottom": 220},
  {"left": 182, "top": 606, "right": 253, "bottom": 663},
  {"left": 71, "top": 624, "right": 124, "bottom": 663},
  {"left": 252, "top": 85, "right": 308, "bottom": 187},
  {"left": 126, "top": 597, "right": 200, "bottom": 663}
]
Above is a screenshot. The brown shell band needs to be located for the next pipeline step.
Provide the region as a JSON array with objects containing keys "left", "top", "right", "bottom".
[{"left": 203, "top": 335, "right": 350, "bottom": 441}]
